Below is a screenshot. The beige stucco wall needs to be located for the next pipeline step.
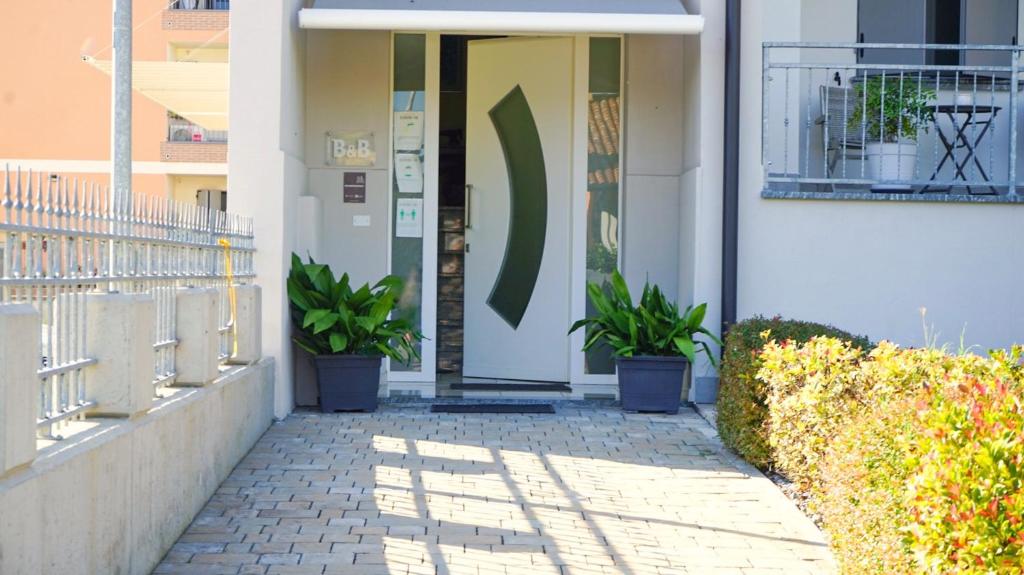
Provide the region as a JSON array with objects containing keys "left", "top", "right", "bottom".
[
  {"left": 169, "top": 174, "right": 228, "bottom": 204},
  {"left": 0, "top": 360, "right": 275, "bottom": 575},
  {"left": 304, "top": 30, "right": 392, "bottom": 288},
  {"left": 737, "top": 0, "right": 1024, "bottom": 350},
  {"left": 623, "top": 35, "right": 685, "bottom": 300}
]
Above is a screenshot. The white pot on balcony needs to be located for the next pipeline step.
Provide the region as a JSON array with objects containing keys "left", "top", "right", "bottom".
[{"left": 865, "top": 141, "right": 917, "bottom": 191}]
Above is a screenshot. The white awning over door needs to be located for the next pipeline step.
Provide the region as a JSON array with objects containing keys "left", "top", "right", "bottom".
[{"left": 299, "top": 0, "right": 703, "bottom": 35}]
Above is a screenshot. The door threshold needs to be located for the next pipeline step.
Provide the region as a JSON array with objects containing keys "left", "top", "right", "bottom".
[
  {"left": 449, "top": 382, "right": 571, "bottom": 392},
  {"left": 436, "top": 376, "right": 573, "bottom": 399}
]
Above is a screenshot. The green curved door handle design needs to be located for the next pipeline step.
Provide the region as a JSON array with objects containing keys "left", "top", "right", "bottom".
[{"left": 486, "top": 85, "right": 547, "bottom": 329}]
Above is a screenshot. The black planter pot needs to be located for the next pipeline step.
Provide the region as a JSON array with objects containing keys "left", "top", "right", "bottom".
[
  {"left": 615, "top": 355, "right": 689, "bottom": 414},
  {"left": 313, "top": 355, "right": 382, "bottom": 413}
]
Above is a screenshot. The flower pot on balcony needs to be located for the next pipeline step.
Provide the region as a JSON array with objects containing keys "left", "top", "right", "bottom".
[
  {"left": 313, "top": 354, "right": 382, "bottom": 413},
  {"left": 865, "top": 141, "right": 917, "bottom": 191}
]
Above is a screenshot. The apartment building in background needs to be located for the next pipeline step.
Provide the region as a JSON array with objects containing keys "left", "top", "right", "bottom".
[{"left": 0, "top": 0, "right": 230, "bottom": 209}]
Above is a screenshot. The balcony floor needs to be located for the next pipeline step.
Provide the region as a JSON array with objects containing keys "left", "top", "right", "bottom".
[{"left": 154, "top": 403, "right": 834, "bottom": 574}]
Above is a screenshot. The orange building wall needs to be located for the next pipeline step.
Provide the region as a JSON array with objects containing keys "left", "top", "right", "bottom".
[{"left": 0, "top": 0, "right": 228, "bottom": 195}]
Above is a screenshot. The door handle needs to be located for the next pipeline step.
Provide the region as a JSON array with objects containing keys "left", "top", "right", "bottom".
[{"left": 464, "top": 184, "right": 473, "bottom": 229}]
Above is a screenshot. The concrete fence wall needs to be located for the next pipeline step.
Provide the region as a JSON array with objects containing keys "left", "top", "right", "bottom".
[
  {"left": 0, "top": 359, "right": 275, "bottom": 575},
  {"left": 0, "top": 285, "right": 274, "bottom": 574}
]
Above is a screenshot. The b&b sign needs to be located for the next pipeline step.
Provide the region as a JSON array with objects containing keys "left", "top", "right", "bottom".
[{"left": 326, "top": 130, "right": 376, "bottom": 167}]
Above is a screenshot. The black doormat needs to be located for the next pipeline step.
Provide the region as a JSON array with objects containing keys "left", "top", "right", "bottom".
[
  {"left": 430, "top": 403, "right": 556, "bottom": 414},
  {"left": 449, "top": 382, "right": 571, "bottom": 392}
]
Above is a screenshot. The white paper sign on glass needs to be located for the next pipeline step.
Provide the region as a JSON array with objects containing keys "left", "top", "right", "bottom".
[
  {"left": 395, "top": 152, "right": 423, "bottom": 195},
  {"left": 394, "top": 111, "right": 425, "bottom": 151},
  {"left": 395, "top": 198, "right": 423, "bottom": 238}
]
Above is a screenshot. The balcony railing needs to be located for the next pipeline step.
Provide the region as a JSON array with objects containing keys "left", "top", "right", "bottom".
[
  {"left": 762, "top": 43, "right": 1022, "bottom": 197},
  {"left": 170, "top": 0, "right": 229, "bottom": 10},
  {"left": 168, "top": 118, "right": 228, "bottom": 144}
]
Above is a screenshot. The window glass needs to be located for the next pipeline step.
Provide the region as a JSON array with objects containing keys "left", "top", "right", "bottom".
[
  {"left": 391, "top": 34, "right": 426, "bottom": 372},
  {"left": 585, "top": 37, "right": 622, "bottom": 375}
]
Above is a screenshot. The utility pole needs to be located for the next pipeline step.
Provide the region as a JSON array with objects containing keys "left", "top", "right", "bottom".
[{"left": 111, "top": 0, "right": 132, "bottom": 220}]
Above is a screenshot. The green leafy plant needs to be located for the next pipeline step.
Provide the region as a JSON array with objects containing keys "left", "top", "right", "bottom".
[
  {"left": 568, "top": 269, "right": 721, "bottom": 364},
  {"left": 287, "top": 253, "right": 423, "bottom": 363},
  {"left": 849, "top": 77, "right": 936, "bottom": 143},
  {"left": 716, "top": 316, "right": 870, "bottom": 470},
  {"left": 586, "top": 243, "right": 618, "bottom": 274},
  {"left": 904, "top": 349, "right": 1024, "bottom": 574}
]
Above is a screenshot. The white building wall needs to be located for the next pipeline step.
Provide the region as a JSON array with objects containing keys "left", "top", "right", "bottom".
[
  {"left": 737, "top": 0, "right": 1024, "bottom": 350},
  {"left": 623, "top": 34, "right": 685, "bottom": 299},
  {"left": 229, "top": 0, "right": 307, "bottom": 418},
  {"left": 304, "top": 30, "right": 392, "bottom": 288},
  {"left": 682, "top": 0, "right": 726, "bottom": 386},
  {"left": 231, "top": 5, "right": 723, "bottom": 404}
]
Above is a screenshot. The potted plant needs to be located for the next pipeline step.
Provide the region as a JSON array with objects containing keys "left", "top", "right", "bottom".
[
  {"left": 849, "top": 77, "right": 935, "bottom": 191},
  {"left": 569, "top": 270, "right": 721, "bottom": 414},
  {"left": 287, "top": 254, "right": 423, "bottom": 412}
]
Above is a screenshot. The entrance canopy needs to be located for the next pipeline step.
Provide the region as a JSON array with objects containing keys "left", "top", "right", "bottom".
[{"left": 299, "top": 0, "right": 703, "bottom": 35}]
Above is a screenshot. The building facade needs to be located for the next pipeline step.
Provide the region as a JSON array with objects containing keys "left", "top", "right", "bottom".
[
  {"left": 229, "top": 1, "right": 1023, "bottom": 418},
  {"left": 0, "top": 0, "right": 229, "bottom": 207}
]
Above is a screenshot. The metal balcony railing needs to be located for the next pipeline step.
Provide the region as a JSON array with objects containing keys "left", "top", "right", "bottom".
[
  {"left": 762, "top": 43, "right": 1022, "bottom": 196},
  {"left": 0, "top": 166, "right": 253, "bottom": 439},
  {"left": 168, "top": 118, "right": 228, "bottom": 144},
  {"left": 170, "top": 0, "right": 229, "bottom": 10}
]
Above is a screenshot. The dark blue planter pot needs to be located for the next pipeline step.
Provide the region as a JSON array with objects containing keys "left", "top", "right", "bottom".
[
  {"left": 313, "top": 355, "right": 382, "bottom": 412},
  {"left": 616, "top": 356, "right": 689, "bottom": 414}
]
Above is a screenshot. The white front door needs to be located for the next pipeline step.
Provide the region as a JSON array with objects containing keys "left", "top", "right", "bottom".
[{"left": 463, "top": 37, "right": 573, "bottom": 382}]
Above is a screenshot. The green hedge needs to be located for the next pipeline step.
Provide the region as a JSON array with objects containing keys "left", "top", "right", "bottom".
[
  {"left": 757, "top": 339, "right": 1024, "bottom": 574},
  {"left": 715, "top": 316, "right": 869, "bottom": 470}
]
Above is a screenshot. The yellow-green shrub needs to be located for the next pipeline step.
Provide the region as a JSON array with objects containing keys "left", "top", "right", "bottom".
[
  {"left": 757, "top": 336, "right": 867, "bottom": 491},
  {"left": 815, "top": 345, "right": 1009, "bottom": 574},
  {"left": 820, "top": 396, "right": 921, "bottom": 575},
  {"left": 758, "top": 339, "right": 1024, "bottom": 574},
  {"left": 716, "top": 316, "right": 869, "bottom": 470},
  {"left": 904, "top": 349, "right": 1024, "bottom": 574}
]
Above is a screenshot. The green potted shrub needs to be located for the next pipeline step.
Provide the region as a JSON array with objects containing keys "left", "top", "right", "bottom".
[
  {"left": 849, "top": 77, "right": 935, "bottom": 191},
  {"left": 287, "top": 254, "right": 422, "bottom": 412},
  {"left": 569, "top": 269, "right": 721, "bottom": 414}
]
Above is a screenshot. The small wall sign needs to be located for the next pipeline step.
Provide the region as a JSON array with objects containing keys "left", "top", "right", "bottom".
[
  {"left": 395, "top": 198, "right": 423, "bottom": 238},
  {"left": 326, "top": 130, "right": 376, "bottom": 167},
  {"left": 343, "top": 172, "right": 366, "bottom": 204}
]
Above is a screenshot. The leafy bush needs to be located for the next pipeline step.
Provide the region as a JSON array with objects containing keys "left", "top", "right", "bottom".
[
  {"left": 569, "top": 269, "right": 720, "bottom": 364},
  {"left": 760, "top": 340, "right": 1000, "bottom": 494},
  {"left": 816, "top": 344, "right": 1017, "bottom": 574},
  {"left": 715, "top": 316, "right": 869, "bottom": 470},
  {"left": 904, "top": 348, "right": 1024, "bottom": 574},
  {"left": 287, "top": 254, "right": 423, "bottom": 363},
  {"left": 756, "top": 337, "right": 1024, "bottom": 574},
  {"left": 759, "top": 336, "right": 867, "bottom": 491},
  {"left": 820, "top": 396, "right": 921, "bottom": 575}
]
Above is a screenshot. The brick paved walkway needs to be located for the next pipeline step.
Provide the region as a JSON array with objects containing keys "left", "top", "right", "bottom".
[{"left": 154, "top": 404, "right": 835, "bottom": 574}]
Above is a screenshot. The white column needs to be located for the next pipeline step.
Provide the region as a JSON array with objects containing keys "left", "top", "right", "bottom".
[
  {"left": 229, "top": 284, "right": 262, "bottom": 365},
  {"left": 0, "top": 305, "right": 39, "bottom": 476},
  {"left": 84, "top": 293, "right": 155, "bottom": 418},
  {"left": 174, "top": 287, "right": 220, "bottom": 386}
]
